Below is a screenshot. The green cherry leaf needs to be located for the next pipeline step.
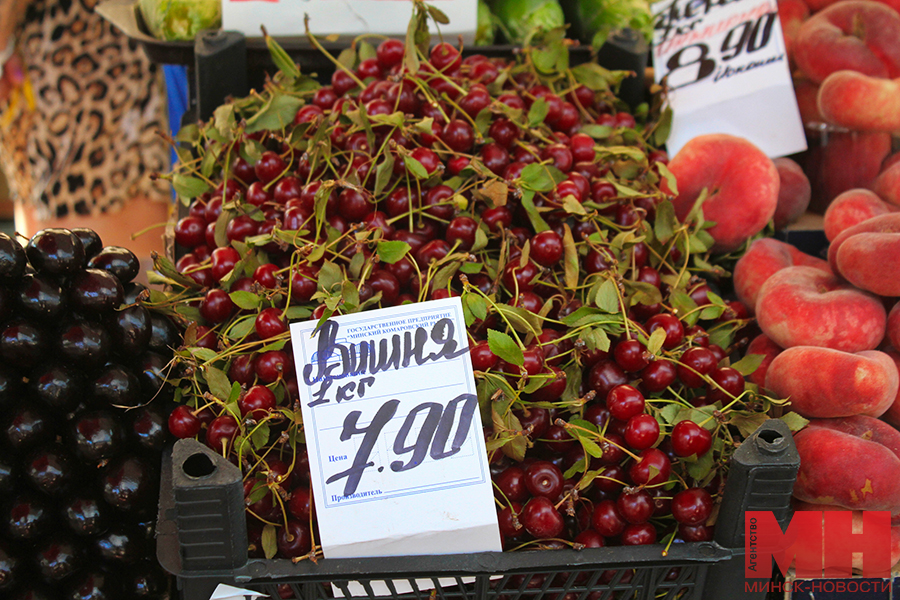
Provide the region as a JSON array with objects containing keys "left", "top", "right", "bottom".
[{"left": 487, "top": 329, "right": 524, "bottom": 367}]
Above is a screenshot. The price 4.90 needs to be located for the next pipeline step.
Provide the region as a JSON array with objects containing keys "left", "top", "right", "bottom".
[
  {"left": 664, "top": 12, "right": 778, "bottom": 89},
  {"left": 325, "top": 394, "right": 478, "bottom": 497}
]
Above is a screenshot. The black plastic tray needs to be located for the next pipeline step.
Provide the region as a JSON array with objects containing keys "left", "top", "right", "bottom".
[
  {"left": 156, "top": 420, "right": 799, "bottom": 600},
  {"left": 96, "top": 0, "right": 594, "bottom": 69},
  {"left": 96, "top": 0, "right": 648, "bottom": 112}
]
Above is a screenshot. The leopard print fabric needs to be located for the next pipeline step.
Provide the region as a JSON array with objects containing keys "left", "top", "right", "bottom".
[{"left": 0, "top": 0, "right": 171, "bottom": 220}]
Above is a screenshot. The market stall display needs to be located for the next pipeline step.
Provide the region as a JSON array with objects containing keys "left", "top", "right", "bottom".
[
  {"left": 138, "top": 2, "right": 808, "bottom": 589},
  {"left": 4, "top": 0, "right": 900, "bottom": 596}
]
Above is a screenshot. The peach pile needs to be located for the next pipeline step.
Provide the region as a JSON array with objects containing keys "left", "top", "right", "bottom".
[
  {"left": 782, "top": 0, "right": 900, "bottom": 208},
  {"left": 736, "top": 207, "right": 900, "bottom": 517}
]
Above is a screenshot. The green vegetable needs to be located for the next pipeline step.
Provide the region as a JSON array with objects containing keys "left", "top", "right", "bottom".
[
  {"left": 561, "top": 0, "right": 653, "bottom": 48},
  {"left": 490, "top": 0, "right": 565, "bottom": 44},
  {"left": 139, "top": 0, "right": 222, "bottom": 41},
  {"left": 475, "top": 0, "right": 496, "bottom": 46}
]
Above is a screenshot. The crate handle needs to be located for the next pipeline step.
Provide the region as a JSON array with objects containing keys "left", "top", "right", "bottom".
[
  {"left": 182, "top": 452, "right": 218, "bottom": 479},
  {"left": 754, "top": 422, "right": 790, "bottom": 456}
]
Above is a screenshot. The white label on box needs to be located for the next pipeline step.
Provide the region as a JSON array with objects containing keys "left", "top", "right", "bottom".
[
  {"left": 209, "top": 584, "right": 269, "bottom": 599},
  {"left": 289, "top": 297, "right": 501, "bottom": 561},
  {"left": 222, "top": 0, "right": 477, "bottom": 43},
  {"left": 651, "top": 0, "right": 807, "bottom": 157}
]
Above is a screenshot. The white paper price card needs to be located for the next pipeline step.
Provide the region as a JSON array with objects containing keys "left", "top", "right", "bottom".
[
  {"left": 651, "top": 0, "right": 807, "bottom": 157},
  {"left": 289, "top": 297, "right": 501, "bottom": 559},
  {"left": 223, "top": 0, "right": 477, "bottom": 43}
]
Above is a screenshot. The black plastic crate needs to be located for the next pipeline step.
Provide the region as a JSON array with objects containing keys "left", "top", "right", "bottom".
[
  {"left": 156, "top": 420, "right": 799, "bottom": 600},
  {"left": 96, "top": 0, "right": 648, "bottom": 119}
]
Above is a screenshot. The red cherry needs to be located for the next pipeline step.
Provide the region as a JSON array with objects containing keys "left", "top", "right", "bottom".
[
  {"left": 458, "top": 85, "right": 491, "bottom": 118},
  {"left": 621, "top": 522, "right": 656, "bottom": 545},
  {"left": 277, "top": 520, "right": 312, "bottom": 558},
  {"left": 256, "top": 351, "right": 291, "bottom": 383},
  {"left": 229, "top": 354, "right": 258, "bottom": 386},
  {"left": 639, "top": 360, "right": 676, "bottom": 393},
  {"left": 502, "top": 261, "right": 539, "bottom": 293},
  {"left": 515, "top": 407, "right": 550, "bottom": 439},
  {"left": 288, "top": 486, "right": 312, "bottom": 521},
  {"left": 206, "top": 415, "right": 238, "bottom": 451},
  {"left": 441, "top": 119, "right": 475, "bottom": 153},
  {"left": 174, "top": 217, "right": 206, "bottom": 249},
  {"left": 706, "top": 367, "right": 745, "bottom": 403},
  {"left": 255, "top": 151, "right": 286, "bottom": 184},
  {"left": 423, "top": 185, "right": 455, "bottom": 220},
  {"left": 672, "top": 488, "right": 713, "bottom": 526},
  {"left": 645, "top": 313, "right": 685, "bottom": 349},
  {"left": 524, "top": 460, "right": 565, "bottom": 500},
  {"left": 253, "top": 264, "right": 280, "bottom": 289},
  {"left": 410, "top": 147, "right": 441, "bottom": 175},
  {"left": 211, "top": 246, "right": 240, "bottom": 281},
  {"left": 583, "top": 248, "right": 615, "bottom": 274},
  {"left": 482, "top": 206, "right": 513, "bottom": 231},
  {"left": 541, "top": 144, "right": 573, "bottom": 173},
  {"left": 574, "top": 529, "right": 604, "bottom": 547},
  {"left": 239, "top": 385, "right": 277, "bottom": 419},
  {"left": 679, "top": 523, "right": 714, "bottom": 542},
  {"left": 671, "top": 420, "right": 712, "bottom": 457},
  {"left": 570, "top": 133, "right": 595, "bottom": 163},
  {"left": 376, "top": 38, "right": 404, "bottom": 70},
  {"left": 429, "top": 43, "right": 461, "bottom": 72},
  {"left": 445, "top": 216, "right": 478, "bottom": 251},
  {"left": 606, "top": 385, "right": 645, "bottom": 421},
  {"left": 497, "top": 501, "right": 525, "bottom": 539},
  {"left": 199, "top": 289, "right": 235, "bottom": 324},
  {"left": 616, "top": 490, "right": 653, "bottom": 524},
  {"left": 255, "top": 308, "right": 287, "bottom": 340},
  {"left": 613, "top": 340, "right": 649, "bottom": 372},
  {"left": 521, "top": 496, "right": 564, "bottom": 538},
  {"left": 489, "top": 118, "right": 519, "bottom": 149},
  {"left": 628, "top": 448, "right": 671, "bottom": 486},
  {"left": 368, "top": 269, "right": 400, "bottom": 306},
  {"left": 494, "top": 466, "right": 529, "bottom": 502},
  {"left": 415, "top": 239, "right": 450, "bottom": 266},
  {"left": 614, "top": 112, "right": 637, "bottom": 129},
  {"left": 588, "top": 361, "right": 628, "bottom": 401},
  {"left": 226, "top": 215, "right": 259, "bottom": 244},
  {"left": 677, "top": 347, "right": 718, "bottom": 388},
  {"left": 530, "top": 231, "right": 563, "bottom": 267},
  {"left": 168, "top": 405, "right": 201, "bottom": 439},
  {"left": 480, "top": 143, "right": 511, "bottom": 176},
  {"left": 591, "top": 499, "right": 626, "bottom": 537},
  {"left": 624, "top": 414, "right": 660, "bottom": 450},
  {"left": 356, "top": 57, "right": 382, "bottom": 80},
  {"left": 470, "top": 341, "right": 498, "bottom": 371}
]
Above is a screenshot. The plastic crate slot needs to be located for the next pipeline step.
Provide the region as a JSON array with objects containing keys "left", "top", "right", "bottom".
[
  {"left": 183, "top": 452, "right": 217, "bottom": 478},
  {"left": 184, "top": 555, "right": 229, "bottom": 563},
  {"left": 172, "top": 497, "right": 226, "bottom": 508},
  {"left": 179, "top": 539, "right": 228, "bottom": 548}
]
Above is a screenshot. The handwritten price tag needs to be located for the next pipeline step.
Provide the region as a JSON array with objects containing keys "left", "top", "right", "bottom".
[
  {"left": 651, "top": 0, "right": 806, "bottom": 157},
  {"left": 290, "top": 297, "right": 501, "bottom": 560}
]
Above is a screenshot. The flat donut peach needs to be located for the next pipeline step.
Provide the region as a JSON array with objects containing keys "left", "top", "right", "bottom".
[
  {"left": 668, "top": 134, "right": 778, "bottom": 254},
  {"left": 755, "top": 266, "right": 886, "bottom": 352}
]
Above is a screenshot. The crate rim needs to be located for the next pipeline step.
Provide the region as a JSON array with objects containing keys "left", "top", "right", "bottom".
[{"left": 157, "top": 440, "right": 734, "bottom": 586}]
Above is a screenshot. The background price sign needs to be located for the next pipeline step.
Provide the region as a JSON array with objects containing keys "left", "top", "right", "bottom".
[
  {"left": 290, "top": 297, "right": 501, "bottom": 561},
  {"left": 652, "top": 0, "right": 806, "bottom": 157}
]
